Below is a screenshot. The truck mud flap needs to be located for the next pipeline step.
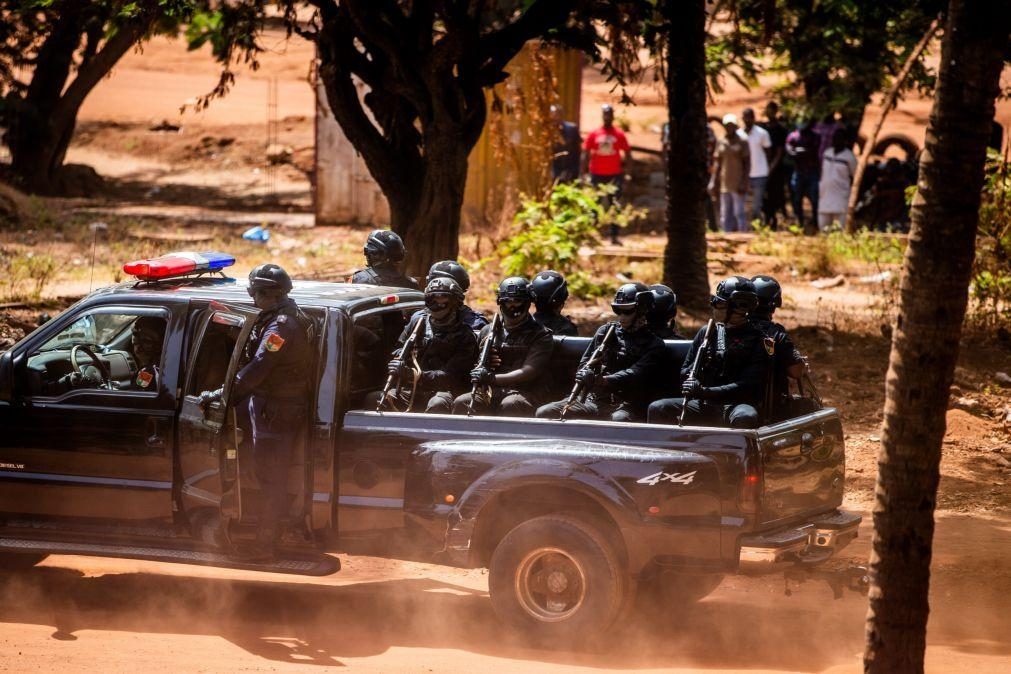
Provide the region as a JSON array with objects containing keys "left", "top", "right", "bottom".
[
  {"left": 0, "top": 537, "right": 340, "bottom": 576},
  {"left": 737, "top": 509, "right": 862, "bottom": 572}
]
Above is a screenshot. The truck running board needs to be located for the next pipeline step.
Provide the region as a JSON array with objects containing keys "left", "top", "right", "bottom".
[{"left": 0, "top": 536, "right": 340, "bottom": 576}]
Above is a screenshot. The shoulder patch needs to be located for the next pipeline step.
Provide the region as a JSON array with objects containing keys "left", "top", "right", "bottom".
[
  {"left": 764, "top": 336, "right": 775, "bottom": 356},
  {"left": 265, "top": 332, "right": 286, "bottom": 352},
  {"left": 136, "top": 370, "right": 153, "bottom": 388},
  {"left": 277, "top": 315, "right": 289, "bottom": 324}
]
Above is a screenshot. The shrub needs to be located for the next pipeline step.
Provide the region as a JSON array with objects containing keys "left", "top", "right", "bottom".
[{"left": 498, "top": 181, "right": 645, "bottom": 298}]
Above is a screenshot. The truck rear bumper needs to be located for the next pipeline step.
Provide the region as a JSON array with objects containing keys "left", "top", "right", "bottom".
[{"left": 738, "top": 509, "right": 862, "bottom": 572}]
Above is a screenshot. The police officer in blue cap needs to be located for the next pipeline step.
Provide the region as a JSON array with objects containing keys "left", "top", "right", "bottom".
[{"left": 202, "top": 263, "right": 313, "bottom": 561}]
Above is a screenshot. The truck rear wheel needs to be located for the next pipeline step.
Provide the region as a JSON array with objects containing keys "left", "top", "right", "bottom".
[
  {"left": 488, "top": 514, "right": 629, "bottom": 642},
  {"left": 0, "top": 552, "right": 48, "bottom": 570}
]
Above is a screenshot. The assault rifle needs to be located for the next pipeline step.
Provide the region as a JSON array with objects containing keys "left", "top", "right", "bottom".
[
  {"left": 376, "top": 315, "right": 425, "bottom": 413},
  {"left": 679, "top": 318, "right": 716, "bottom": 426},
  {"left": 559, "top": 322, "right": 617, "bottom": 420},
  {"left": 468, "top": 312, "right": 504, "bottom": 416}
]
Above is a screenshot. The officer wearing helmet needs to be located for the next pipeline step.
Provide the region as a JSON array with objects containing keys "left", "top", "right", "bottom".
[
  {"left": 537, "top": 282, "right": 664, "bottom": 421},
  {"left": 201, "top": 263, "right": 313, "bottom": 561},
  {"left": 349, "top": 229, "right": 419, "bottom": 290},
  {"left": 367, "top": 277, "right": 478, "bottom": 413},
  {"left": 530, "top": 270, "right": 578, "bottom": 337},
  {"left": 427, "top": 260, "right": 488, "bottom": 330},
  {"left": 647, "top": 284, "right": 684, "bottom": 339},
  {"left": 751, "top": 274, "right": 806, "bottom": 418},
  {"left": 647, "top": 276, "right": 770, "bottom": 429},
  {"left": 452, "top": 276, "right": 553, "bottom": 416}
]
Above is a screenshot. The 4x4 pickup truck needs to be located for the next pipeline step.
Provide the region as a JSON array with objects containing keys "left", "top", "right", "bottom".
[{"left": 0, "top": 263, "right": 860, "bottom": 638}]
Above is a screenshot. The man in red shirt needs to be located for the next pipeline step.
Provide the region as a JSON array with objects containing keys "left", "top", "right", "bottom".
[{"left": 582, "top": 104, "right": 631, "bottom": 245}]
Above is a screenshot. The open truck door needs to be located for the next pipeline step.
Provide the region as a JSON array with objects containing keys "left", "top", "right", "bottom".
[{"left": 178, "top": 302, "right": 258, "bottom": 539}]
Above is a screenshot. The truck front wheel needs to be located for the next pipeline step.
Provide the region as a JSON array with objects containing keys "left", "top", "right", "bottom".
[{"left": 488, "top": 514, "right": 629, "bottom": 641}]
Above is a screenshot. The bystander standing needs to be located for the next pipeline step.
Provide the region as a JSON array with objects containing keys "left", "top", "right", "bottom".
[
  {"left": 710, "top": 114, "right": 750, "bottom": 233},
  {"left": 742, "top": 107, "right": 772, "bottom": 226},
  {"left": 550, "top": 104, "right": 581, "bottom": 183},
  {"left": 786, "top": 119, "right": 821, "bottom": 234},
  {"left": 761, "top": 101, "right": 789, "bottom": 229},
  {"left": 817, "top": 128, "right": 858, "bottom": 231},
  {"left": 582, "top": 104, "right": 631, "bottom": 245}
]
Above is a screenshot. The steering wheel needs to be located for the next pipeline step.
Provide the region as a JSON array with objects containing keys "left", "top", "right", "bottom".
[{"left": 70, "top": 344, "right": 112, "bottom": 388}]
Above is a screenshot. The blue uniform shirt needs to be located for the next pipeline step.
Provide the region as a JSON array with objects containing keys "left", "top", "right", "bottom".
[{"left": 232, "top": 298, "right": 313, "bottom": 402}]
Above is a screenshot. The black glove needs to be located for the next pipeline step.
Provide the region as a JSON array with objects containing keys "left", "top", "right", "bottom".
[
  {"left": 198, "top": 388, "right": 223, "bottom": 409},
  {"left": 682, "top": 378, "right": 703, "bottom": 399},
  {"left": 470, "top": 367, "right": 494, "bottom": 385},
  {"left": 575, "top": 368, "right": 596, "bottom": 389},
  {"left": 387, "top": 359, "right": 405, "bottom": 378}
]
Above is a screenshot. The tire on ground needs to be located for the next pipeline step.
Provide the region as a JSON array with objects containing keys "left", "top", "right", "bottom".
[
  {"left": 0, "top": 552, "right": 48, "bottom": 570},
  {"left": 488, "top": 513, "right": 629, "bottom": 641}
]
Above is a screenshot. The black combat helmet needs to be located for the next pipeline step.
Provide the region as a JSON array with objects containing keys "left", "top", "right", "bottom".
[
  {"left": 248, "top": 263, "right": 293, "bottom": 294},
  {"left": 425, "top": 277, "right": 465, "bottom": 303},
  {"left": 751, "top": 275, "right": 782, "bottom": 317},
  {"left": 364, "top": 229, "right": 407, "bottom": 266},
  {"left": 612, "top": 282, "right": 655, "bottom": 315},
  {"left": 530, "top": 270, "right": 569, "bottom": 310},
  {"left": 427, "top": 260, "right": 470, "bottom": 292},
  {"left": 648, "top": 284, "right": 678, "bottom": 325},
  {"left": 496, "top": 276, "right": 532, "bottom": 319},
  {"left": 713, "top": 276, "right": 759, "bottom": 314}
]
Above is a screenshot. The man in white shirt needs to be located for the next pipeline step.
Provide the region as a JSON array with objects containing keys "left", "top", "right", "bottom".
[
  {"left": 742, "top": 107, "right": 772, "bottom": 225},
  {"left": 818, "top": 128, "right": 858, "bottom": 231}
]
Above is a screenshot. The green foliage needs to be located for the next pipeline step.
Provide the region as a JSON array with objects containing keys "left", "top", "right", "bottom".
[
  {"left": 0, "top": 250, "right": 57, "bottom": 302},
  {"left": 749, "top": 224, "right": 906, "bottom": 277},
  {"left": 970, "top": 150, "right": 1011, "bottom": 329},
  {"left": 498, "top": 182, "right": 645, "bottom": 298}
]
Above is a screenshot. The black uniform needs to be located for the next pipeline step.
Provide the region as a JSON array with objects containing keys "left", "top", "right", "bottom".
[
  {"left": 537, "top": 323, "right": 664, "bottom": 422},
  {"left": 752, "top": 317, "right": 804, "bottom": 419},
  {"left": 132, "top": 364, "right": 161, "bottom": 392},
  {"left": 452, "top": 316, "right": 553, "bottom": 416},
  {"left": 650, "top": 324, "right": 685, "bottom": 340},
  {"left": 533, "top": 310, "right": 578, "bottom": 337},
  {"left": 648, "top": 322, "right": 770, "bottom": 428},
  {"left": 231, "top": 298, "right": 313, "bottom": 546},
  {"left": 460, "top": 304, "right": 489, "bottom": 331},
  {"left": 350, "top": 265, "right": 420, "bottom": 290},
  {"left": 367, "top": 310, "right": 478, "bottom": 412}
]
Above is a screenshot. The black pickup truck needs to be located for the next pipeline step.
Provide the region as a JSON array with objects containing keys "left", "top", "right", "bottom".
[{"left": 0, "top": 272, "right": 860, "bottom": 638}]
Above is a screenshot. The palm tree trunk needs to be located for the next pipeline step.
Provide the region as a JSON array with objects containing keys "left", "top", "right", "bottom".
[
  {"left": 863, "top": 2, "right": 1010, "bottom": 672},
  {"left": 662, "top": 0, "right": 710, "bottom": 309}
]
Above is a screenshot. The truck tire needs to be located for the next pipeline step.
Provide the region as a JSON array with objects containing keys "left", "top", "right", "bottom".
[
  {"left": 637, "top": 570, "right": 724, "bottom": 615},
  {"left": 0, "top": 552, "right": 48, "bottom": 570},
  {"left": 488, "top": 514, "right": 629, "bottom": 642}
]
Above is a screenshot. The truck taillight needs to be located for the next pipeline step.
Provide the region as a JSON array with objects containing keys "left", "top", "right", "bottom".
[{"left": 739, "top": 457, "right": 764, "bottom": 514}]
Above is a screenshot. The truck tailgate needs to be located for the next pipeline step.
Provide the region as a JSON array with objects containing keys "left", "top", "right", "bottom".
[{"left": 757, "top": 409, "right": 846, "bottom": 526}]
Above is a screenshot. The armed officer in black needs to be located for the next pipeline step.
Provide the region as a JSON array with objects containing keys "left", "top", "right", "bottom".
[
  {"left": 537, "top": 282, "right": 664, "bottom": 422},
  {"left": 751, "top": 274, "right": 806, "bottom": 420},
  {"left": 368, "top": 277, "right": 478, "bottom": 413},
  {"left": 452, "top": 277, "right": 553, "bottom": 416},
  {"left": 427, "top": 260, "right": 488, "bottom": 331},
  {"left": 531, "top": 270, "right": 578, "bottom": 336},
  {"left": 349, "top": 229, "right": 420, "bottom": 289},
  {"left": 202, "top": 264, "right": 313, "bottom": 561},
  {"left": 647, "top": 284, "right": 685, "bottom": 340},
  {"left": 648, "top": 276, "right": 770, "bottom": 429}
]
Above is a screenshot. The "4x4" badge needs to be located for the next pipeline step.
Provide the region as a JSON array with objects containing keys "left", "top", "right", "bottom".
[{"left": 637, "top": 470, "right": 697, "bottom": 486}]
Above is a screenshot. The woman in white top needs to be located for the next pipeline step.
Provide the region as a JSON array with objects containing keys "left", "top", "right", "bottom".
[{"left": 818, "top": 128, "right": 858, "bottom": 231}]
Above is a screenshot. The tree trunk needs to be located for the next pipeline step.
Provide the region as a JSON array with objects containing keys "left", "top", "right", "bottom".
[
  {"left": 662, "top": 0, "right": 710, "bottom": 309},
  {"left": 863, "top": 2, "right": 1010, "bottom": 672},
  {"left": 394, "top": 125, "right": 472, "bottom": 277}
]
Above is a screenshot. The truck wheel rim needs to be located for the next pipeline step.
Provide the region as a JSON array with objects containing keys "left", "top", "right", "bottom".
[{"left": 515, "top": 547, "right": 587, "bottom": 622}]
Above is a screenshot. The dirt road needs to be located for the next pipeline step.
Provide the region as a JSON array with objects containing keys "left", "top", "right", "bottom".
[{"left": 1, "top": 513, "right": 1008, "bottom": 673}]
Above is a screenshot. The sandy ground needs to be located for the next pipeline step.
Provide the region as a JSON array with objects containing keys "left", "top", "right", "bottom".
[
  {"left": 2, "top": 24, "right": 1010, "bottom": 674},
  {"left": 1, "top": 513, "right": 1008, "bottom": 674}
]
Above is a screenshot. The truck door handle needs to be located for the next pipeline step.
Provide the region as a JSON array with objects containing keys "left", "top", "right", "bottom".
[{"left": 146, "top": 418, "right": 166, "bottom": 449}]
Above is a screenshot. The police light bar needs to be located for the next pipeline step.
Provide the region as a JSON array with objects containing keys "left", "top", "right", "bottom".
[{"left": 124, "top": 251, "right": 235, "bottom": 281}]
